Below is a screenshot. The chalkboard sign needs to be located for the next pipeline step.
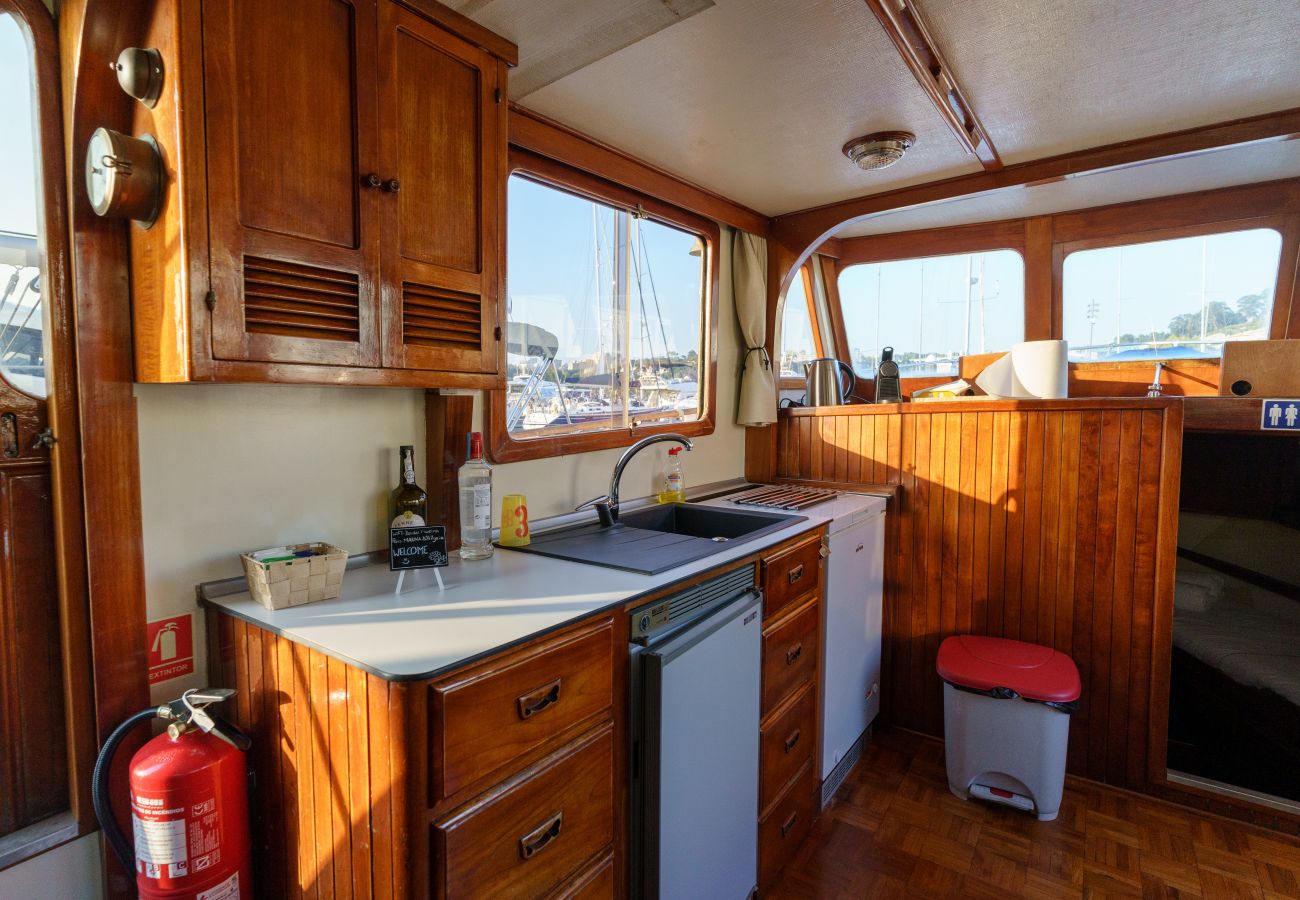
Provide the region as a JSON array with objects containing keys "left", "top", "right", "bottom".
[{"left": 389, "top": 526, "right": 449, "bottom": 571}]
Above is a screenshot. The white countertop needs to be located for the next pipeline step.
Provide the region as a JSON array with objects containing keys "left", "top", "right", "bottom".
[{"left": 204, "top": 488, "right": 889, "bottom": 681}]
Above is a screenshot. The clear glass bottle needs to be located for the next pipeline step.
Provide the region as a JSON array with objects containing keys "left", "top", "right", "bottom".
[{"left": 457, "top": 431, "right": 493, "bottom": 559}]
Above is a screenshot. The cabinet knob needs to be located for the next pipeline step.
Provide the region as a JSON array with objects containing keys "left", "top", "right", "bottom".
[
  {"left": 360, "top": 172, "right": 382, "bottom": 189},
  {"left": 382, "top": 178, "right": 401, "bottom": 193}
]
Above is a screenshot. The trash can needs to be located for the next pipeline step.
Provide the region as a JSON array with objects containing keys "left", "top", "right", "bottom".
[{"left": 937, "top": 635, "right": 1080, "bottom": 821}]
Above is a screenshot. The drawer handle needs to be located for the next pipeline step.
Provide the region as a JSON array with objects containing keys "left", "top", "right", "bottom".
[
  {"left": 784, "top": 728, "right": 801, "bottom": 754},
  {"left": 785, "top": 643, "right": 802, "bottom": 666},
  {"left": 517, "top": 678, "right": 562, "bottom": 720},
  {"left": 787, "top": 563, "right": 805, "bottom": 585},
  {"left": 781, "top": 811, "right": 798, "bottom": 837},
  {"left": 519, "top": 810, "right": 563, "bottom": 860}
]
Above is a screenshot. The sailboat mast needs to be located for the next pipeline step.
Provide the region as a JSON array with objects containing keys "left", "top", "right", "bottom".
[{"left": 614, "top": 209, "right": 632, "bottom": 423}]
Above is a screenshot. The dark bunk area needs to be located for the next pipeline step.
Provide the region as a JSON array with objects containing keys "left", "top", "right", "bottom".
[{"left": 1169, "top": 429, "right": 1300, "bottom": 805}]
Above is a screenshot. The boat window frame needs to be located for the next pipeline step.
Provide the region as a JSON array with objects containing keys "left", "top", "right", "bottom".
[
  {"left": 487, "top": 148, "right": 719, "bottom": 464},
  {"left": 833, "top": 228, "right": 1030, "bottom": 389},
  {"left": 1055, "top": 216, "right": 1293, "bottom": 352}
]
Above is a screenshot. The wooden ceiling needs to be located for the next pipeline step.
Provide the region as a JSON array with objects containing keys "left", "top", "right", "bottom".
[{"left": 457, "top": 0, "right": 1300, "bottom": 222}]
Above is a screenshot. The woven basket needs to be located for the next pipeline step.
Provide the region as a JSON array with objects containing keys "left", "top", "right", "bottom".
[{"left": 240, "top": 542, "right": 348, "bottom": 611}]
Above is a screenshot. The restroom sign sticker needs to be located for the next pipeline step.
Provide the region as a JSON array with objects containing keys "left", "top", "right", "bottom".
[
  {"left": 1261, "top": 399, "right": 1300, "bottom": 431},
  {"left": 146, "top": 614, "right": 194, "bottom": 684}
]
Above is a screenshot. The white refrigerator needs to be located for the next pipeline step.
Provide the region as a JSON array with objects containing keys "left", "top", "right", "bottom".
[{"left": 820, "top": 496, "right": 886, "bottom": 802}]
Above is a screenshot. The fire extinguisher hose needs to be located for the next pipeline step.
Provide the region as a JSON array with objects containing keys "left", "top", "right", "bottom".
[{"left": 92, "top": 707, "right": 159, "bottom": 871}]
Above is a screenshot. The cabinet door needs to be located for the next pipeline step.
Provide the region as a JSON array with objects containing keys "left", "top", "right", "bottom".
[
  {"left": 202, "top": 0, "right": 382, "bottom": 367},
  {"left": 377, "top": 1, "right": 502, "bottom": 374}
]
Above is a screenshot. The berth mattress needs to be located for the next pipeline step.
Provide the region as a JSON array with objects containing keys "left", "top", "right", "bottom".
[{"left": 1173, "top": 606, "right": 1300, "bottom": 707}]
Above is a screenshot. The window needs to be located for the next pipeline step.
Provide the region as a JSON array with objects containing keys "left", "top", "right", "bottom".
[
  {"left": 0, "top": 11, "right": 43, "bottom": 398},
  {"left": 495, "top": 155, "right": 717, "bottom": 460},
  {"left": 778, "top": 266, "right": 818, "bottom": 378},
  {"left": 1062, "top": 228, "right": 1283, "bottom": 361},
  {"left": 838, "top": 250, "right": 1025, "bottom": 378}
]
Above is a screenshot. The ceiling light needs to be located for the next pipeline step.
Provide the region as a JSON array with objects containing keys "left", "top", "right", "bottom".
[{"left": 843, "top": 131, "right": 916, "bottom": 171}]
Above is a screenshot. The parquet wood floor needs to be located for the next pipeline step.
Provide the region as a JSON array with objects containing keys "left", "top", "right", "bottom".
[{"left": 769, "top": 728, "right": 1300, "bottom": 899}]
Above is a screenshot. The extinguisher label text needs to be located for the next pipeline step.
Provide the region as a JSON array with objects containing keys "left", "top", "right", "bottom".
[
  {"left": 131, "top": 813, "right": 187, "bottom": 868},
  {"left": 197, "top": 871, "right": 241, "bottom": 900}
]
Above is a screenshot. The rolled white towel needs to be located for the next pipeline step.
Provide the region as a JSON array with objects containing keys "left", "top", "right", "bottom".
[{"left": 1174, "top": 580, "right": 1217, "bottom": 613}]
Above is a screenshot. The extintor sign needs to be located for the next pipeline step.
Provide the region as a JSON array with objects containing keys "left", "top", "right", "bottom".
[{"left": 147, "top": 614, "right": 195, "bottom": 684}]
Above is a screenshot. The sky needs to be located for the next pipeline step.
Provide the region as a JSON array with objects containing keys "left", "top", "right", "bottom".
[
  {"left": 506, "top": 175, "right": 704, "bottom": 367},
  {"left": 0, "top": 15, "right": 37, "bottom": 237},
  {"left": 1059, "top": 228, "right": 1281, "bottom": 350}
]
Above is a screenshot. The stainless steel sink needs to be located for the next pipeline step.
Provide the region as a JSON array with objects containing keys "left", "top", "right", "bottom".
[{"left": 505, "top": 503, "right": 804, "bottom": 574}]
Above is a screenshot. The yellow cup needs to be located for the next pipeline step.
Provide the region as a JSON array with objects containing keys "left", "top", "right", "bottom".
[{"left": 499, "top": 494, "right": 530, "bottom": 546}]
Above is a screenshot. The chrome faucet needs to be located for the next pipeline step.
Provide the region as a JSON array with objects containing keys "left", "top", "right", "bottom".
[{"left": 575, "top": 433, "right": 694, "bottom": 526}]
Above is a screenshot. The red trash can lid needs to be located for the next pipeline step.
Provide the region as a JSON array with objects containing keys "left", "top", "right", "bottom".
[{"left": 937, "top": 635, "right": 1081, "bottom": 703}]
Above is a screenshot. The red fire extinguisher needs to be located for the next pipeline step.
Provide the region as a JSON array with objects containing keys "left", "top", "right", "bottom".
[{"left": 93, "top": 688, "right": 254, "bottom": 899}]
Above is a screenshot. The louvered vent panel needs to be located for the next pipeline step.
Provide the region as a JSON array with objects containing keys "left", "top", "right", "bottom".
[
  {"left": 402, "top": 282, "right": 481, "bottom": 350},
  {"left": 242, "top": 256, "right": 361, "bottom": 342}
]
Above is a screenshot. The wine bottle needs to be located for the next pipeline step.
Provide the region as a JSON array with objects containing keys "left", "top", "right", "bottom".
[
  {"left": 391, "top": 445, "right": 427, "bottom": 528},
  {"left": 457, "top": 432, "right": 493, "bottom": 559}
]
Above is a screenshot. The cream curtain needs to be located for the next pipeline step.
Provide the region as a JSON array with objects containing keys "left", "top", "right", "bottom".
[{"left": 731, "top": 229, "right": 776, "bottom": 426}]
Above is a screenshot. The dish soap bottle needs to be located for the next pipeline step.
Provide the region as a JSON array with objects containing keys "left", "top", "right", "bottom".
[
  {"left": 658, "top": 446, "right": 686, "bottom": 503},
  {"left": 458, "top": 432, "right": 493, "bottom": 559}
]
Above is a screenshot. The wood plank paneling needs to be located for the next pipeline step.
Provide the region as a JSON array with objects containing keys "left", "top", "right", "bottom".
[
  {"left": 205, "top": 619, "right": 421, "bottom": 900},
  {"left": 772, "top": 399, "right": 1180, "bottom": 788}
]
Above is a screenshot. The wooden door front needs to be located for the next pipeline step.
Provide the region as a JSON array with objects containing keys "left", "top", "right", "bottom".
[
  {"left": 0, "top": 310, "right": 67, "bottom": 835},
  {"left": 377, "top": 0, "right": 502, "bottom": 374},
  {"left": 203, "top": 0, "right": 382, "bottom": 368}
]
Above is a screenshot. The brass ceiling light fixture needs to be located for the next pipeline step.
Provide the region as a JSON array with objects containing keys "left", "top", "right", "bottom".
[{"left": 842, "top": 131, "right": 916, "bottom": 171}]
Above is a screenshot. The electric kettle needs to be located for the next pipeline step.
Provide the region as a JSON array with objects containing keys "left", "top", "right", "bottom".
[{"left": 804, "top": 357, "right": 858, "bottom": 406}]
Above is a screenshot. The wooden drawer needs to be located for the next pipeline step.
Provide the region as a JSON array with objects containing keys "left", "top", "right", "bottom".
[
  {"left": 761, "top": 600, "right": 818, "bottom": 711},
  {"left": 434, "top": 726, "right": 615, "bottom": 900},
  {"left": 761, "top": 536, "right": 822, "bottom": 622},
  {"left": 551, "top": 853, "right": 615, "bottom": 899},
  {"left": 758, "top": 760, "right": 816, "bottom": 894},
  {"left": 760, "top": 682, "right": 816, "bottom": 814},
  {"left": 431, "top": 619, "right": 614, "bottom": 801}
]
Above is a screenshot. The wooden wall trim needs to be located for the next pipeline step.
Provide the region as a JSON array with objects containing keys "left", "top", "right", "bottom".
[
  {"left": 508, "top": 104, "right": 771, "bottom": 236},
  {"left": 395, "top": 0, "right": 518, "bottom": 64},
  {"left": 833, "top": 219, "right": 1027, "bottom": 268},
  {"left": 425, "top": 391, "right": 473, "bottom": 551},
  {"left": 771, "top": 108, "right": 1300, "bottom": 261},
  {"left": 779, "top": 397, "right": 1178, "bottom": 417},
  {"left": 60, "top": 0, "right": 152, "bottom": 892},
  {"left": 863, "top": 0, "right": 1001, "bottom": 171},
  {"left": 1048, "top": 178, "right": 1300, "bottom": 244},
  {"left": 1023, "top": 217, "right": 1053, "bottom": 341},
  {"left": 815, "top": 178, "right": 1300, "bottom": 372},
  {"left": 1273, "top": 213, "right": 1300, "bottom": 339}
]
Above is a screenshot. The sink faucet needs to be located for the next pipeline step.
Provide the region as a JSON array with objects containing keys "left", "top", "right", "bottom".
[{"left": 575, "top": 433, "right": 694, "bottom": 526}]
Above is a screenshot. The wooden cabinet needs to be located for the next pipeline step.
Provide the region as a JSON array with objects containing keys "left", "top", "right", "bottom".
[
  {"left": 756, "top": 529, "right": 826, "bottom": 895},
  {"left": 208, "top": 610, "right": 621, "bottom": 900},
  {"left": 377, "top": 0, "right": 503, "bottom": 375},
  {"left": 130, "top": 0, "right": 513, "bottom": 387},
  {"left": 203, "top": 0, "right": 383, "bottom": 369}
]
